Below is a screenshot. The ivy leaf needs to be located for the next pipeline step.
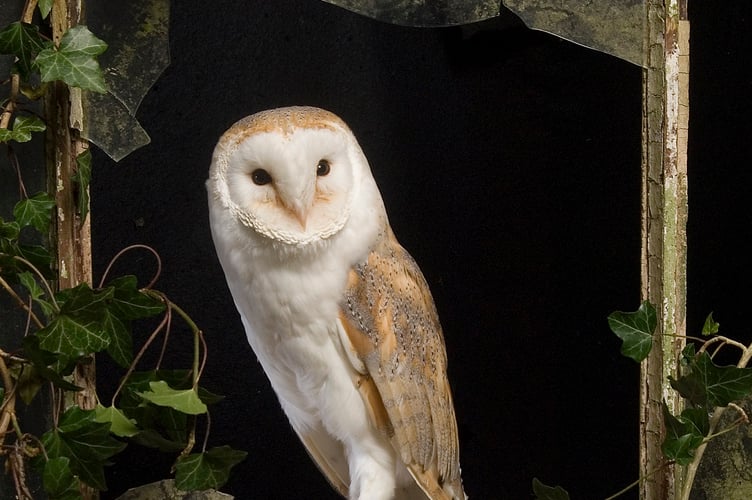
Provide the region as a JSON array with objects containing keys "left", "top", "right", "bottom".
[
  {"left": 607, "top": 301, "right": 657, "bottom": 362},
  {"left": 662, "top": 403, "right": 706, "bottom": 465},
  {"left": 102, "top": 310, "right": 132, "bottom": 367},
  {"left": 680, "top": 407, "right": 711, "bottom": 437},
  {"left": 72, "top": 150, "right": 91, "bottom": 222},
  {"left": 38, "top": 0, "right": 53, "bottom": 19},
  {"left": 11, "top": 361, "right": 45, "bottom": 404},
  {"left": 670, "top": 351, "right": 752, "bottom": 407},
  {"left": 702, "top": 312, "right": 720, "bottom": 336},
  {"left": 197, "top": 386, "right": 225, "bottom": 406},
  {"left": 1, "top": 221, "right": 53, "bottom": 279},
  {"left": 0, "top": 115, "right": 47, "bottom": 143},
  {"left": 17, "top": 243, "right": 55, "bottom": 278},
  {"left": 14, "top": 191, "right": 55, "bottom": 233},
  {"left": 119, "top": 371, "right": 211, "bottom": 451},
  {"left": 0, "top": 22, "right": 48, "bottom": 77},
  {"left": 36, "top": 313, "right": 110, "bottom": 361},
  {"left": 56, "top": 282, "right": 114, "bottom": 315},
  {"left": 94, "top": 405, "right": 139, "bottom": 438},
  {"left": 21, "top": 336, "right": 81, "bottom": 391},
  {"left": 36, "top": 284, "right": 116, "bottom": 363},
  {"left": 122, "top": 369, "right": 223, "bottom": 405},
  {"left": 137, "top": 381, "right": 207, "bottom": 415},
  {"left": 42, "top": 457, "right": 82, "bottom": 500},
  {"left": 532, "top": 478, "right": 570, "bottom": 500},
  {"left": 125, "top": 369, "right": 194, "bottom": 390},
  {"left": 39, "top": 406, "right": 126, "bottom": 491},
  {"left": 34, "top": 25, "right": 108, "bottom": 93},
  {"left": 106, "top": 275, "right": 165, "bottom": 320},
  {"left": 0, "top": 218, "right": 20, "bottom": 240},
  {"left": 174, "top": 446, "right": 248, "bottom": 491},
  {"left": 18, "top": 270, "right": 56, "bottom": 318}
]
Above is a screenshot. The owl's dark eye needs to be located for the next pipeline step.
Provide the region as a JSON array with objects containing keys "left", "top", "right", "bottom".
[
  {"left": 316, "top": 159, "right": 331, "bottom": 177},
  {"left": 251, "top": 169, "right": 272, "bottom": 185}
]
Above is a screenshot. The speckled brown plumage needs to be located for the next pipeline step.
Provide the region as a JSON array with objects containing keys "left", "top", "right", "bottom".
[{"left": 340, "top": 226, "right": 465, "bottom": 500}]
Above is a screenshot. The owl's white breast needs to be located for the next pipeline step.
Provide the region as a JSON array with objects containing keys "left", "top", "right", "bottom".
[{"left": 207, "top": 167, "right": 386, "bottom": 433}]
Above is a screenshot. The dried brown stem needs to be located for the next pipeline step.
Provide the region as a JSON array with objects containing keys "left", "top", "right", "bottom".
[
  {"left": 0, "top": 356, "right": 18, "bottom": 449},
  {"left": 0, "top": 275, "right": 45, "bottom": 329}
]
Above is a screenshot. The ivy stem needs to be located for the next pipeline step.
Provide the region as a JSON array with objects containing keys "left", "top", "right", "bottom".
[
  {"left": 0, "top": 74, "right": 19, "bottom": 130},
  {"left": 98, "top": 244, "right": 163, "bottom": 290},
  {"left": 0, "top": 274, "right": 44, "bottom": 329},
  {"left": 0, "top": 355, "right": 18, "bottom": 450},
  {"left": 697, "top": 335, "right": 748, "bottom": 355},
  {"left": 201, "top": 409, "right": 211, "bottom": 453},
  {"left": 143, "top": 290, "right": 203, "bottom": 390},
  {"left": 155, "top": 306, "right": 172, "bottom": 370},
  {"left": 110, "top": 310, "right": 170, "bottom": 406},
  {"left": 11, "top": 255, "right": 59, "bottom": 311},
  {"left": 0, "top": 0, "right": 37, "bottom": 130},
  {"left": 703, "top": 415, "right": 747, "bottom": 442},
  {"left": 0, "top": 350, "right": 30, "bottom": 364},
  {"left": 680, "top": 342, "right": 752, "bottom": 500},
  {"left": 604, "top": 461, "right": 674, "bottom": 500}
]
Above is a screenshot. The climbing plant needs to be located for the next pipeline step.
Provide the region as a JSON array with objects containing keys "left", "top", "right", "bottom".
[
  {"left": 534, "top": 302, "right": 752, "bottom": 499},
  {"left": 0, "top": 2, "right": 245, "bottom": 498}
]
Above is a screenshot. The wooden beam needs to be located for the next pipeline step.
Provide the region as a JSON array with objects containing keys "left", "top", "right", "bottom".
[{"left": 640, "top": 0, "right": 690, "bottom": 498}]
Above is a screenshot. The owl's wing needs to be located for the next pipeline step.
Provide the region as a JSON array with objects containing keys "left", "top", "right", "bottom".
[
  {"left": 338, "top": 227, "right": 465, "bottom": 500},
  {"left": 296, "top": 427, "right": 349, "bottom": 497}
]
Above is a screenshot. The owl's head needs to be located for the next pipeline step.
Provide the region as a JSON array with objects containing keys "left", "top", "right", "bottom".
[{"left": 208, "top": 107, "right": 369, "bottom": 246}]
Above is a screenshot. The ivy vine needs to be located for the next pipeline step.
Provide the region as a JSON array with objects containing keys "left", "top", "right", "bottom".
[
  {"left": 1, "top": 2, "right": 245, "bottom": 498},
  {"left": 534, "top": 301, "right": 752, "bottom": 499}
]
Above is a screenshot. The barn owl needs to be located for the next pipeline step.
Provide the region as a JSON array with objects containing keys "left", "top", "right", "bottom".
[{"left": 207, "top": 106, "right": 467, "bottom": 500}]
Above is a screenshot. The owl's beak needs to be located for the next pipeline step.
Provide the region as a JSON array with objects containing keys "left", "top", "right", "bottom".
[
  {"left": 276, "top": 178, "right": 312, "bottom": 230},
  {"left": 281, "top": 198, "right": 308, "bottom": 230},
  {"left": 291, "top": 205, "right": 308, "bottom": 230}
]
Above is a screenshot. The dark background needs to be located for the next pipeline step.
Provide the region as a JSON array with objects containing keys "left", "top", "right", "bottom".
[{"left": 86, "top": 1, "right": 751, "bottom": 499}]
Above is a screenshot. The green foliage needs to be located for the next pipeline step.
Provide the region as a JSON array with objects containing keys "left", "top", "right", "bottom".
[
  {"left": 607, "top": 305, "right": 752, "bottom": 498},
  {"left": 2, "top": 218, "right": 245, "bottom": 494},
  {"left": 38, "top": 0, "right": 53, "bottom": 20},
  {"left": 106, "top": 275, "right": 167, "bottom": 320},
  {"left": 532, "top": 478, "right": 570, "bottom": 500},
  {"left": 545, "top": 304, "right": 752, "bottom": 499},
  {"left": 138, "top": 381, "right": 209, "bottom": 415},
  {"left": 42, "top": 457, "right": 82, "bottom": 500},
  {"left": 670, "top": 347, "right": 752, "bottom": 408},
  {"left": 73, "top": 149, "right": 92, "bottom": 222},
  {"left": 37, "top": 406, "right": 126, "bottom": 491},
  {"left": 702, "top": 312, "right": 719, "bottom": 336},
  {"left": 94, "top": 405, "right": 140, "bottom": 438},
  {"left": 0, "top": 115, "right": 46, "bottom": 143},
  {"left": 662, "top": 403, "right": 708, "bottom": 465},
  {"left": 21, "top": 335, "right": 81, "bottom": 392},
  {"left": 0, "top": 9, "right": 243, "bottom": 498},
  {"left": 175, "top": 446, "right": 249, "bottom": 492},
  {"left": 35, "top": 25, "right": 108, "bottom": 93},
  {"left": 0, "top": 22, "right": 47, "bottom": 77},
  {"left": 1, "top": 204, "right": 55, "bottom": 280},
  {"left": 0, "top": 21, "right": 107, "bottom": 95},
  {"left": 607, "top": 301, "right": 656, "bottom": 362},
  {"left": 30, "top": 279, "right": 166, "bottom": 370}
]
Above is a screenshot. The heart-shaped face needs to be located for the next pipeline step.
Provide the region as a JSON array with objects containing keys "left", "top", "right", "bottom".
[{"left": 208, "top": 106, "right": 366, "bottom": 246}]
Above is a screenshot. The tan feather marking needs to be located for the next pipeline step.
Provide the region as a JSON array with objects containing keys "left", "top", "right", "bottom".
[
  {"left": 339, "top": 288, "right": 376, "bottom": 358},
  {"left": 221, "top": 106, "right": 349, "bottom": 146},
  {"left": 355, "top": 373, "right": 394, "bottom": 437},
  {"left": 339, "top": 227, "right": 466, "bottom": 499}
]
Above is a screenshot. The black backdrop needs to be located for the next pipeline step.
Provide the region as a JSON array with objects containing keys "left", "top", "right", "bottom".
[{"left": 88, "top": 1, "right": 750, "bottom": 499}]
